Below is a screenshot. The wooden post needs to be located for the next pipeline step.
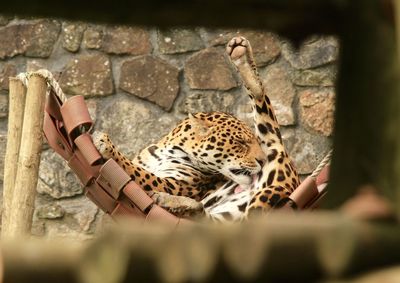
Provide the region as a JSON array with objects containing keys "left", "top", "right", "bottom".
[
  {"left": 1, "top": 78, "right": 27, "bottom": 237},
  {"left": 3, "top": 74, "right": 47, "bottom": 237}
]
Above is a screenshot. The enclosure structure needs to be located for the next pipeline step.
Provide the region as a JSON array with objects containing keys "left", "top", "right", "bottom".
[{"left": 0, "top": 0, "right": 400, "bottom": 282}]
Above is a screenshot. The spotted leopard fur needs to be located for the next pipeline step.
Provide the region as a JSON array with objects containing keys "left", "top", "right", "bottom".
[{"left": 93, "top": 36, "right": 300, "bottom": 221}]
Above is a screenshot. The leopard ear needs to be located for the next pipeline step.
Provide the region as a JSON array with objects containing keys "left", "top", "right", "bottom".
[{"left": 188, "top": 113, "right": 210, "bottom": 138}]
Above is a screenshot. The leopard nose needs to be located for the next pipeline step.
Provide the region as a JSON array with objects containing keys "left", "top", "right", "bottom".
[{"left": 256, "top": 158, "right": 265, "bottom": 167}]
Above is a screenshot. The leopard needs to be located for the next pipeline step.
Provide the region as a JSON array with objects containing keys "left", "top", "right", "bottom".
[{"left": 92, "top": 36, "right": 300, "bottom": 222}]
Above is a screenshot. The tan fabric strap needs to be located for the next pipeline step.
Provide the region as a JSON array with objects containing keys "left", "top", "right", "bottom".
[
  {"left": 74, "top": 133, "right": 102, "bottom": 166},
  {"left": 288, "top": 176, "right": 319, "bottom": 209},
  {"left": 146, "top": 205, "right": 180, "bottom": 226},
  {"left": 123, "top": 182, "right": 154, "bottom": 213},
  {"left": 97, "top": 159, "right": 131, "bottom": 199},
  {"left": 60, "top": 95, "right": 92, "bottom": 137}
]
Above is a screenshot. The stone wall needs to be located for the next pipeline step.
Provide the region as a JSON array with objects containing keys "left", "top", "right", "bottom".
[{"left": 0, "top": 16, "right": 337, "bottom": 239}]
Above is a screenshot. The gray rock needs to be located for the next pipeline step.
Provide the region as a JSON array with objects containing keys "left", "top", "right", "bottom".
[
  {"left": 0, "top": 95, "right": 8, "bottom": 118},
  {"left": 22, "top": 19, "right": 61, "bottom": 58},
  {"left": 291, "top": 65, "right": 337, "bottom": 87},
  {"left": 37, "top": 150, "right": 83, "bottom": 199},
  {"left": 36, "top": 204, "right": 65, "bottom": 219},
  {"left": 178, "top": 92, "right": 237, "bottom": 114},
  {"left": 82, "top": 25, "right": 103, "bottom": 49},
  {"left": 282, "top": 127, "right": 332, "bottom": 175},
  {"left": 119, "top": 56, "right": 179, "bottom": 111},
  {"left": 0, "top": 63, "right": 17, "bottom": 93},
  {"left": 59, "top": 54, "right": 114, "bottom": 97},
  {"left": 185, "top": 48, "right": 237, "bottom": 90},
  {"left": 260, "top": 60, "right": 296, "bottom": 126},
  {"left": 61, "top": 22, "right": 86, "bottom": 52},
  {"left": 282, "top": 36, "right": 339, "bottom": 70},
  {"left": 299, "top": 88, "right": 335, "bottom": 137},
  {"left": 97, "top": 96, "right": 180, "bottom": 158},
  {"left": 0, "top": 19, "right": 60, "bottom": 58},
  {"left": 158, "top": 28, "right": 204, "bottom": 54},
  {"left": 101, "top": 26, "right": 152, "bottom": 55},
  {"left": 43, "top": 199, "right": 98, "bottom": 239},
  {"left": 209, "top": 30, "right": 281, "bottom": 66}
]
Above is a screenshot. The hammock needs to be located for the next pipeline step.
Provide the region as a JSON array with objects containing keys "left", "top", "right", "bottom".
[{"left": 21, "top": 70, "right": 331, "bottom": 226}]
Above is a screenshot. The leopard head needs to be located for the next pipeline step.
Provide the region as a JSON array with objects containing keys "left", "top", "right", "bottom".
[{"left": 167, "top": 112, "right": 266, "bottom": 187}]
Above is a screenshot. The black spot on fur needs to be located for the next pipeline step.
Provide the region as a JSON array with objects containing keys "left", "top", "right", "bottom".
[
  {"left": 267, "top": 170, "right": 276, "bottom": 186},
  {"left": 269, "top": 194, "right": 281, "bottom": 206},
  {"left": 267, "top": 149, "right": 278, "bottom": 162},
  {"left": 238, "top": 203, "right": 247, "bottom": 212},
  {"left": 257, "top": 124, "right": 268, "bottom": 134}
]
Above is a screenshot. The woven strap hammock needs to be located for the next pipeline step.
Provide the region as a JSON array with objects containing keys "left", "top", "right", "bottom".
[{"left": 16, "top": 70, "right": 332, "bottom": 226}]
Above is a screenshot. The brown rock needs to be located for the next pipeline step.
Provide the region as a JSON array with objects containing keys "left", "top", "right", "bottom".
[
  {"left": 59, "top": 54, "right": 114, "bottom": 97},
  {"left": 185, "top": 48, "right": 237, "bottom": 90},
  {"left": 0, "top": 63, "right": 17, "bottom": 92},
  {"left": 61, "top": 22, "right": 86, "bottom": 52},
  {"left": 261, "top": 61, "right": 296, "bottom": 126},
  {"left": 208, "top": 30, "right": 281, "bottom": 66},
  {"left": 0, "top": 19, "right": 60, "bottom": 59},
  {"left": 281, "top": 36, "right": 339, "bottom": 69},
  {"left": 119, "top": 56, "right": 179, "bottom": 111},
  {"left": 158, "top": 28, "right": 204, "bottom": 54},
  {"left": 82, "top": 25, "right": 103, "bottom": 49},
  {"left": 299, "top": 88, "right": 335, "bottom": 136},
  {"left": 102, "top": 26, "right": 152, "bottom": 55},
  {"left": 0, "top": 25, "right": 22, "bottom": 58},
  {"left": 0, "top": 95, "right": 8, "bottom": 118}
]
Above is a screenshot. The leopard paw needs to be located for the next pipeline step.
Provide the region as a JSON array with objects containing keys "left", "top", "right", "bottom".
[
  {"left": 152, "top": 192, "right": 205, "bottom": 219},
  {"left": 226, "top": 36, "right": 249, "bottom": 60},
  {"left": 92, "top": 131, "right": 113, "bottom": 160}
]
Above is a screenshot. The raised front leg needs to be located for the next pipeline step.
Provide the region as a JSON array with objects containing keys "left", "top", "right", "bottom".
[
  {"left": 227, "top": 37, "right": 300, "bottom": 215},
  {"left": 92, "top": 131, "right": 204, "bottom": 218}
]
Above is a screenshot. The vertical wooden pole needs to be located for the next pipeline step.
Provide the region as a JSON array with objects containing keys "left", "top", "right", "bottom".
[
  {"left": 2, "top": 78, "right": 27, "bottom": 237},
  {"left": 3, "top": 74, "right": 47, "bottom": 237},
  {"left": 325, "top": 0, "right": 400, "bottom": 215}
]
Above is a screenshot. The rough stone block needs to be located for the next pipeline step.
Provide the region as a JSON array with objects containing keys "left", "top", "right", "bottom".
[
  {"left": 37, "top": 150, "right": 83, "bottom": 199},
  {"left": 59, "top": 54, "right": 114, "bottom": 96},
  {"left": 179, "top": 92, "right": 237, "bottom": 114},
  {"left": 282, "top": 128, "right": 332, "bottom": 175},
  {"left": 291, "top": 65, "right": 337, "bottom": 87},
  {"left": 0, "top": 63, "right": 17, "bottom": 92},
  {"left": 82, "top": 25, "right": 103, "bottom": 49},
  {"left": 299, "top": 88, "right": 335, "bottom": 136},
  {"left": 158, "top": 28, "right": 204, "bottom": 54},
  {"left": 185, "top": 48, "right": 237, "bottom": 90},
  {"left": 120, "top": 55, "right": 179, "bottom": 111},
  {"left": 0, "top": 19, "right": 60, "bottom": 59},
  {"left": 261, "top": 60, "right": 296, "bottom": 126},
  {"left": 97, "top": 96, "right": 180, "bottom": 158},
  {"left": 282, "top": 36, "right": 339, "bottom": 69},
  {"left": 102, "top": 26, "right": 152, "bottom": 55},
  {"left": 61, "top": 21, "right": 87, "bottom": 52}
]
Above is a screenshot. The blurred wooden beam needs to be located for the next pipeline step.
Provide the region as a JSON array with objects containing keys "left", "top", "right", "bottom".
[
  {"left": 1, "top": 213, "right": 400, "bottom": 283},
  {"left": 0, "top": 0, "right": 346, "bottom": 39}
]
